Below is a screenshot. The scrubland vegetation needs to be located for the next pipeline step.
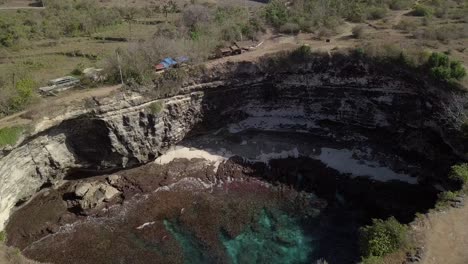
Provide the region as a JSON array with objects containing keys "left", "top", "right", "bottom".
[
  {"left": 359, "top": 217, "right": 408, "bottom": 263},
  {"left": 148, "top": 101, "right": 164, "bottom": 114},
  {"left": 434, "top": 163, "right": 468, "bottom": 210},
  {"left": 0, "top": 126, "right": 23, "bottom": 147},
  {"left": 0, "top": 0, "right": 466, "bottom": 117},
  {"left": 264, "top": 0, "right": 416, "bottom": 33}
]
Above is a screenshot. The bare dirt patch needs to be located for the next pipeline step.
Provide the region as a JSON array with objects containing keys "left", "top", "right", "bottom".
[{"left": 417, "top": 206, "right": 468, "bottom": 264}]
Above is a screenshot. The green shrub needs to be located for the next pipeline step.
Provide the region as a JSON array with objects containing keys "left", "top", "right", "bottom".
[
  {"left": 449, "top": 164, "right": 468, "bottom": 186},
  {"left": 9, "top": 78, "right": 36, "bottom": 112},
  {"left": 426, "top": 52, "right": 466, "bottom": 81},
  {"left": 419, "top": 25, "right": 468, "bottom": 42},
  {"left": 411, "top": 4, "right": 433, "bottom": 17},
  {"left": 0, "top": 126, "right": 24, "bottom": 147},
  {"left": 0, "top": 231, "right": 5, "bottom": 243},
  {"left": 0, "top": 0, "right": 123, "bottom": 47},
  {"left": 450, "top": 61, "right": 467, "bottom": 80},
  {"left": 71, "top": 63, "right": 85, "bottom": 76},
  {"left": 347, "top": 4, "right": 367, "bottom": 22},
  {"left": 394, "top": 19, "right": 418, "bottom": 32},
  {"left": 367, "top": 7, "right": 388, "bottom": 20},
  {"left": 290, "top": 45, "right": 312, "bottom": 60},
  {"left": 148, "top": 101, "right": 164, "bottom": 114},
  {"left": 0, "top": 18, "right": 25, "bottom": 47},
  {"left": 279, "top": 22, "right": 301, "bottom": 34},
  {"left": 436, "top": 191, "right": 459, "bottom": 209},
  {"left": 428, "top": 52, "right": 449, "bottom": 68},
  {"left": 359, "top": 217, "right": 408, "bottom": 258},
  {"left": 430, "top": 66, "right": 453, "bottom": 81},
  {"left": 389, "top": 0, "right": 414, "bottom": 10},
  {"left": 264, "top": 0, "right": 288, "bottom": 27}
]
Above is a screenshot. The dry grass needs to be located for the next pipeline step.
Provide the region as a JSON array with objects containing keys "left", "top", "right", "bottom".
[
  {"left": 0, "top": 0, "right": 38, "bottom": 7},
  {"left": 0, "top": 54, "right": 93, "bottom": 86},
  {"left": 98, "top": 0, "right": 264, "bottom": 8}
]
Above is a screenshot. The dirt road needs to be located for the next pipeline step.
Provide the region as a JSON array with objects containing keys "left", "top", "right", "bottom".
[
  {"left": 0, "top": 85, "right": 121, "bottom": 130},
  {"left": 419, "top": 205, "right": 468, "bottom": 264},
  {"left": 0, "top": 6, "right": 44, "bottom": 10}
]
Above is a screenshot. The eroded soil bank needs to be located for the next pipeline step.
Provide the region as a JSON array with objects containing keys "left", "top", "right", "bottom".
[{"left": 5, "top": 130, "right": 439, "bottom": 264}]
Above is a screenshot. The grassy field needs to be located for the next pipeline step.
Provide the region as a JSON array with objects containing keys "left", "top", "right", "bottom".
[
  {"left": 0, "top": 0, "right": 264, "bottom": 89},
  {"left": 0, "top": 0, "right": 466, "bottom": 112},
  {"left": 0, "top": 14, "right": 162, "bottom": 87}
]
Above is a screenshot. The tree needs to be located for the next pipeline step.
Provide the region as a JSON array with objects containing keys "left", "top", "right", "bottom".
[
  {"left": 162, "top": 0, "right": 178, "bottom": 22},
  {"left": 0, "top": 19, "right": 24, "bottom": 47},
  {"left": 182, "top": 4, "right": 211, "bottom": 29},
  {"left": 264, "top": 0, "right": 288, "bottom": 27}
]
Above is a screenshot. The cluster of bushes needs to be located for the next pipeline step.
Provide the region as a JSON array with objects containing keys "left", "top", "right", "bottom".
[
  {"left": 414, "top": 24, "right": 467, "bottom": 42},
  {"left": 263, "top": 0, "right": 415, "bottom": 34},
  {"left": 359, "top": 217, "right": 408, "bottom": 263},
  {"left": 0, "top": 76, "right": 36, "bottom": 116},
  {"left": 410, "top": 0, "right": 467, "bottom": 20},
  {"left": 388, "top": 0, "right": 414, "bottom": 10},
  {"left": 426, "top": 52, "right": 466, "bottom": 82},
  {"left": 405, "top": 0, "right": 468, "bottom": 44},
  {"left": 357, "top": 44, "right": 466, "bottom": 83},
  {"left": 104, "top": 35, "right": 206, "bottom": 86},
  {"left": 435, "top": 164, "right": 468, "bottom": 209},
  {"left": 449, "top": 163, "right": 468, "bottom": 188},
  {"left": 411, "top": 4, "right": 434, "bottom": 17},
  {"left": 0, "top": 0, "right": 132, "bottom": 47},
  {"left": 394, "top": 18, "right": 419, "bottom": 32},
  {"left": 182, "top": 5, "right": 264, "bottom": 43}
]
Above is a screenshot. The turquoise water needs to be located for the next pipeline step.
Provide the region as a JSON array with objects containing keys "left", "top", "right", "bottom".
[
  {"left": 164, "top": 208, "right": 315, "bottom": 264},
  {"left": 222, "top": 209, "right": 314, "bottom": 264},
  {"left": 163, "top": 220, "right": 212, "bottom": 264}
]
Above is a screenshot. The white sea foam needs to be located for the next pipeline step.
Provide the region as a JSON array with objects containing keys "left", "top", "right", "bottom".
[
  {"left": 315, "top": 148, "right": 417, "bottom": 184},
  {"left": 136, "top": 222, "right": 155, "bottom": 230}
]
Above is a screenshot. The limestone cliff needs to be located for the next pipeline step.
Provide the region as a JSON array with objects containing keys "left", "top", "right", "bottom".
[{"left": 0, "top": 56, "right": 465, "bottom": 230}]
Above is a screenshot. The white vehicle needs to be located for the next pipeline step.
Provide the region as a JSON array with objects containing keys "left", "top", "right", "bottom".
[{"left": 39, "top": 76, "right": 80, "bottom": 95}]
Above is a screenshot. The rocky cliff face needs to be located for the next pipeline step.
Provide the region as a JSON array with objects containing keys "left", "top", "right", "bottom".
[{"left": 0, "top": 57, "right": 465, "bottom": 230}]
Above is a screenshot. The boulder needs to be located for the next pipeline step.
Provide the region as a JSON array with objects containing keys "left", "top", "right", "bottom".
[
  {"left": 75, "top": 182, "right": 92, "bottom": 198},
  {"left": 107, "top": 175, "right": 121, "bottom": 186},
  {"left": 72, "top": 182, "right": 121, "bottom": 210}
]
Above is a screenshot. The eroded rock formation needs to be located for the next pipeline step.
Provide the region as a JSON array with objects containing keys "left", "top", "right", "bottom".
[{"left": 0, "top": 55, "right": 465, "bottom": 231}]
